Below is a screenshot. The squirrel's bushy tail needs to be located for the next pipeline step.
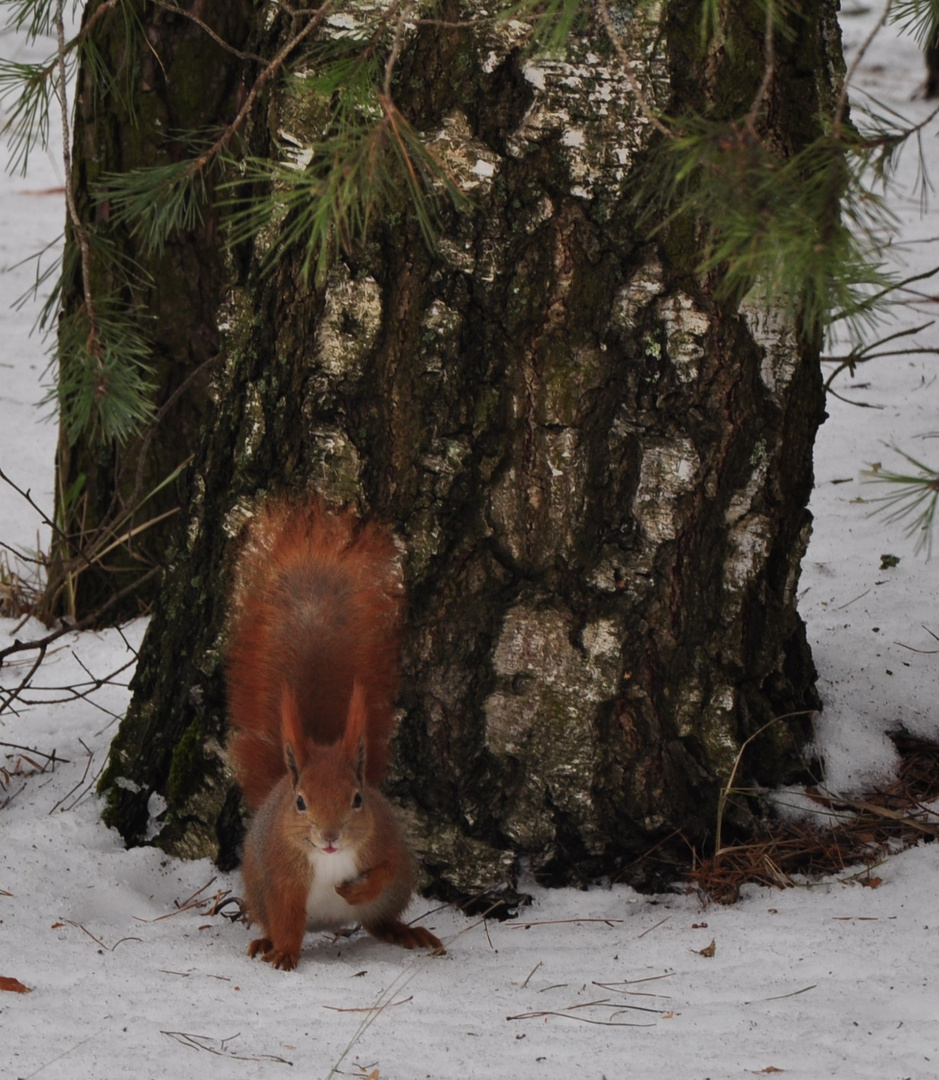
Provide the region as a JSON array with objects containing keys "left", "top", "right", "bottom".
[{"left": 225, "top": 499, "right": 403, "bottom": 811}]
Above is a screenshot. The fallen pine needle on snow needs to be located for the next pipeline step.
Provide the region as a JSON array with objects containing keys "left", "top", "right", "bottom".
[
  {"left": 65, "top": 920, "right": 141, "bottom": 952},
  {"left": 520, "top": 960, "right": 543, "bottom": 987},
  {"left": 592, "top": 979, "right": 673, "bottom": 1000},
  {"left": 744, "top": 985, "right": 818, "bottom": 1006},
  {"left": 637, "top": 915, "right": 671, "bottom": 938},
  {"left": 161, "top": 1030, "right": 292, "bottom": 1065},
  {"left": 506, "top": 1008, "right": 658, "bottom": 1028},
  {"left": 506, "top": 917, "right": 624, "bottom": 929},
  {"left": 323, "top": 995, "right": 413, "bottom": 1013}
]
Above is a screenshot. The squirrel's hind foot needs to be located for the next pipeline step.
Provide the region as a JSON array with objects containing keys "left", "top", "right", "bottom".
[
  {"left": 366, "top": 920, "right": 445, "bottom": 954},
  {"left": 247, "top": 936, "right": 299, "bottom": 971}
]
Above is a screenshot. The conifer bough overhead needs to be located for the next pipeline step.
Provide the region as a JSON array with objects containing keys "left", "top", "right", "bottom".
[
  {"left": 2, "top": 0, "right": 926, "bottom": 454},
  {"left": 0, "top": 0, "right": 931, "bottom": 893}
]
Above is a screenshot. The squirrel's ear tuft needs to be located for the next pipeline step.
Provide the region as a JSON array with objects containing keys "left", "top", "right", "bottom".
[
  {"left": 343, "top": 681, "right": 367, "bottom": 781},
  {"left": 280, "top": 686, "right": 305, "bottom": 782}
]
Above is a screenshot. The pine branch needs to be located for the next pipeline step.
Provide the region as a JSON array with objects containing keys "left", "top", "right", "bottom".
[
  {"left": 745, "top": 0, "right": 776, "bottom": 130},
  {"left": 147, "top": 0, "right": 266, "bottom": 62},
  {"left": 864, "top": 446, "right": 939, "bottom": 558},
  {"left": 836, "top": 0, "right": 894, "bottom": 134},
  {"left": 97, "top": 159, "right": 213, "bottom": 255},
  {"left": 77, "top": 0, "right": 127, "bottom": 45},
  {"left": 198, "top": 0, "right": 337, "bottom": 166},
  {"left": 889, "top": 0, "right": 939, "bottom": 45},
  {"left": 54, "top": 0, "right": 98, "bottom": 340},
  {"left": 49, "top": 298, "right": 156, "bottom": 445},
  {"left": 0, "top": 56, "right": 56, "bottom": 175}
]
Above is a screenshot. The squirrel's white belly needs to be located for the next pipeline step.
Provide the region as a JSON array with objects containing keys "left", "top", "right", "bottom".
[{"left": 305, "top": 847, "right": 361, "bottom": 928}]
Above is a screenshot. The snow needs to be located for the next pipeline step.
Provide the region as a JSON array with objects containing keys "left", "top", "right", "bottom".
[{"left": 2, "top": 7, "right": 939, "bottom": 1079}]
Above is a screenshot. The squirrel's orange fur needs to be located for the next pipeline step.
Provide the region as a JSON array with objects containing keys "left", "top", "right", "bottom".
[{"left": 226, "top": 499, "right": 443, "bottom": 970}]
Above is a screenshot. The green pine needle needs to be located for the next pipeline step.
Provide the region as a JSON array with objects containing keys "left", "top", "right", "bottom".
[
  {"left": 47, "top": 299, "right": 156, "bottom": 446},
  {"left": 636, "top": 120, "right": 897, "bottom": 337},
  {"left": 863, "top": 447, "right": 939, "bottom": 557},
  {"left": 0, "top": 56, "right": 55, "bottom": 175},
  {"left": 890, "top": 1, "right": 939, "bottom": 46},
  {"left": 79, "top": 6, "right": 144, "bottom": 122},
  {"left": 2, "top": 0, "right": 58, "bottom": 44},
  {"left": 96, "top": 159, "right": 212, "bottom": 254},
  {"left": 227, "top": 102, "right": 466, "bottom": 285}
]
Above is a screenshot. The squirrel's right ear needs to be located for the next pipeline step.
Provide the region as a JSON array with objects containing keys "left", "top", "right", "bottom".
[
  {"left": 280, "top": 686, "right": 304, "bottom": 783},
  {"left": 343, "top": 681, "right": 367, "bottom": 781}
]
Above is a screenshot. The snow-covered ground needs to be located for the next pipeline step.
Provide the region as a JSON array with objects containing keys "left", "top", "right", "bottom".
[{"left": 2, "top": 8, "right": 938, "bottom": 1079}]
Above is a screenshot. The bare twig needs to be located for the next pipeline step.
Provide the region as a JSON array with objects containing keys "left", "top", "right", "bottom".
[
  {"left": 0, "top": 539, "right": 44, "bottom": 566},
  {"left": 55, "top": 0, "right": 97, "bottom": 335},
  {"left": 382, "top": 0, "right": 410, "bottom": 99},
  {"left": 835, "top": 0, "right": 893, "bottom": 135},
  {"left": 149, "top": 0, "right": 266, "bottom": 62},
  {"left": 0, "top": 741, "right": 67, "bottom": 765},
  {"left": 0, "top": 641, "right": 49, "bottom": 720},
  {"left": 14, "top": 655, "right": 136, "bottom": 726},
  {"left": 0, "top": 563, "right": 161, "bottom": 666},
  {"left": 188, "top": 0, "right": 337, "bottom": 175},
  {"left": 135, "top": 877, "right": 226, "bottom": 922},
  {"left": 65, "top": 920, "right": 142, "bottom": 951},
  {"left": 79, "top": 0, "right": 127, "bottom": 44},
  {"left": 0, "top": 466, "right": 94, "bottom": 579},
  {"left": 48, "top": 736, "right": 96, "bottom": 813},
  {"left": 745, "top": 0, "right": 776, "bottom": 130},
  {"left": 0, "top": 781, "right": 28, "bottom": 809}
]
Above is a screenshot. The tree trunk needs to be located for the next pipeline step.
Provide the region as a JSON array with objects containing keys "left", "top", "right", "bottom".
[
  {"left": 99, "top": 0, "right": 839, "bottom": 897},
  {"left": 50, "top": 0, "right": 252, "bottom": 617}
]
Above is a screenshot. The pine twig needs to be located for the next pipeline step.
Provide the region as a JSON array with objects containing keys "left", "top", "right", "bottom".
[
  {"left": 745, "top": 0, "right": 776, "bottom": 130},
  {"left": 148, "top": 0, "right": 266, "bottom": 62},
  {"left": 835, "top": 0, "right": 894, "bottom": 135},
  {"left": 54, "top": 0, "right": 97, "bottom": 337}
]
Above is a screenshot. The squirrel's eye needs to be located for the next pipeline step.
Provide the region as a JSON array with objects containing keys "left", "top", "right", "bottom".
[
  {"left": 296, "top": 794, "right": 307, "bottom": 812},
  {"left": 352, "top": 792, "right": 363, "bottom": 810}
]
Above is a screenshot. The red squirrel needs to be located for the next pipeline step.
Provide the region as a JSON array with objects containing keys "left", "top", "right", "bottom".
[{"left": 226, "top": 499, "right": 443, "bottom": 970}]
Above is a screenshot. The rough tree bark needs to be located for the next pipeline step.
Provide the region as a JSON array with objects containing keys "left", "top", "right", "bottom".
[
  {"left": 98, "top": 0, "right": 840, "bottom": 898},
  {"left": 50, "top": 0, "right": 252, "bottom": 615}
]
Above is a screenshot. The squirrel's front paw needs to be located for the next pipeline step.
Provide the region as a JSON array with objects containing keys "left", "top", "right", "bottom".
[{"left": 335, "top": 876, "right": 372, "bottom": 906}]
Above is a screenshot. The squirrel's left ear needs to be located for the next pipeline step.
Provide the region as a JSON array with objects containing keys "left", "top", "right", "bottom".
[{"left": 343, "top": 682, "right": 368, "bottom": 782}]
